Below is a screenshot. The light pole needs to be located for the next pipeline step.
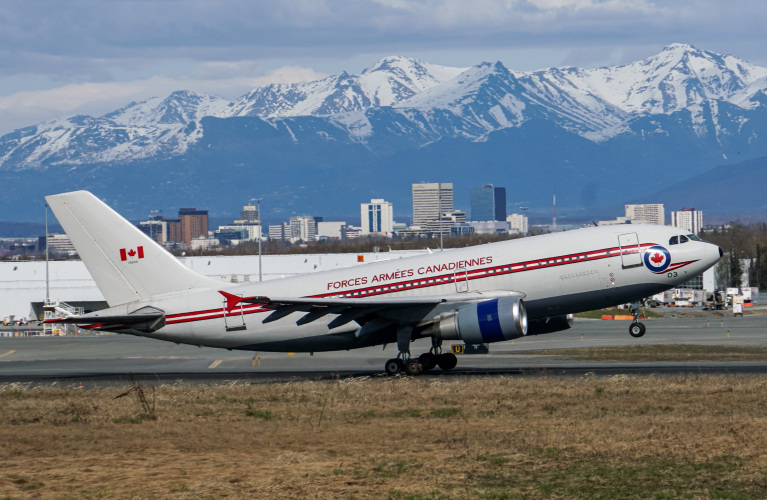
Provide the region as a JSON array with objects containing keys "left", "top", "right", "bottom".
[
  {"left": 251, "top": 197, "right": 264, "bottom": 281},
  {"left": 44, "top": 201, "right": 49, "bottom": 303},
  {"left": 438, "top": 183, "right": 443, "bottom": 251}
]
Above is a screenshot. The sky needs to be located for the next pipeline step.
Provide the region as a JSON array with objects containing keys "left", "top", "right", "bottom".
[{"left": 0, "top": 0, "right": 766, "bottom": 135}]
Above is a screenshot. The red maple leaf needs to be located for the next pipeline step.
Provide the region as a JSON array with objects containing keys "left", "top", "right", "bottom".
[
  {"left": 128, "top": 249, "right": 136, "bottom": 257},
  {"left": 650, "top": 252, "right": 664, "bottom": 264}
]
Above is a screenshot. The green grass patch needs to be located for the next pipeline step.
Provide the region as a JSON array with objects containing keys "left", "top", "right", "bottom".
[
  {"left": 245, "top": 410, "right": 274, "bottom": 420},
  {"left": 518, "top": 344, "right": 767, "bottom": 362},
  {"left": 430, "top": 407, "right": 461, "bottom": 418},
  {"left": 470, "top": 456, "right": 758, "bottom": 499}
]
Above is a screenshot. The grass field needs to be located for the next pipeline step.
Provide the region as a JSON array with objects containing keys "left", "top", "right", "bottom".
[{"left": 2, "top": 375, "right": 767, "bottom": 499}]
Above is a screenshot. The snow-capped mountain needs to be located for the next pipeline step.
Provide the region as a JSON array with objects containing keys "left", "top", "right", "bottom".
[
  {"left": 2, "top": 45, "right": 767, "bottom": 221},
  {"left": 0, "top": 91, "right": 228, "bottom": 169},
  {"left": 223, "top": 56, "right": 467, "bottom": 118}
]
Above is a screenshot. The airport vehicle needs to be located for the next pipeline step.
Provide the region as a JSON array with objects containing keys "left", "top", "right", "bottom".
[
  {"left": 45, "top": 191, "right": 723, "bottom": 375},
  {"left": 702, "top": 290, "right": 727, "bottom": 310}
]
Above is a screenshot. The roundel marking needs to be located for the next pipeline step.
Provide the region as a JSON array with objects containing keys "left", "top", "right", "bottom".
[{"left": 643, "top": 245, "right": 671, "bottom": 273}]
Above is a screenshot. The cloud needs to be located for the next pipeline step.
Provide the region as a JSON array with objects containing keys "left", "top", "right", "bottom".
[
  {"left": 0, "top": 66, "right": 327, "bottom": 135},
  {"left": 0, "top": 0, "right": 765, "bottom": 133}
]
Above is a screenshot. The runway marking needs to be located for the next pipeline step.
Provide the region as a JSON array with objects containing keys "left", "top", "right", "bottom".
[
  {"left": 0, "top": 350, "right": 16, "bottom": 359},
  {"left": 208, "top": 360, "right": 223, "bottom": 369}
]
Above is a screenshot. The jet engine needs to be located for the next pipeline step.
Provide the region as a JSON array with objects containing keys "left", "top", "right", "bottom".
[
  {"left": 527, "top": 314, "right": 574, "bottom": 335},
  {"left": 432, "top": 297, "right": 527, "bottom": 344}
]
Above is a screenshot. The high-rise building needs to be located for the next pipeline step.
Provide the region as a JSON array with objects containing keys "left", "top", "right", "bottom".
[
  {"left": 425, "top": 210, "right": 466, "bottom": 236},
  {"left": 507, "top": 213, "right": 528, "bottom": 235},
  {"left": 138, "top": 219, "right": 168, "bottom": 244},
  {"left": 470, "top": 185, "right": 506, "bottom": 221},
  {"left": 179, "top": 208, "right": 209, "bottom": 247},
  {"left": 670, "top": 208, "right": 703, "bottom": 234},
  {"left": 317, "top": 221, "right": 346, "bottom": 240},
  {"left": 240, "top": 204, "right": 259, "bottom": 223},
  {"left": 46, "top": 234, "right": 76, "bottom": 256},
  {"left": 412, "top": 182, "right": 453, "bottom": 228},
  {"left": 361, "top": 199, "right": 394, "bottom": 235},
  {"left": 289, "top": 216, "right": 317, "bottom": 242},
  {"left": 269, "top": 223, "right": 290, "bottom": 242},
  {"left": 625, "top": 204, "right": 664, "bottom": 225}
]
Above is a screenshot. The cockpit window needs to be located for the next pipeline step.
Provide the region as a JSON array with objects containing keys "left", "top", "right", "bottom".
[
  {"left": 669, "top": 236, "right": 678, "bottom": 245},
  {"left": 687, "top": 234, "right": 702, "bottom": 241},
  {"left": 679, "top": 235, "right": 689, "bottom": 243}
]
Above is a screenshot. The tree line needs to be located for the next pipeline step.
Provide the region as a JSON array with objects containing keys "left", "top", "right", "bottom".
[{"left": 701, "top": 223, "right": 767, "bottom": 289}]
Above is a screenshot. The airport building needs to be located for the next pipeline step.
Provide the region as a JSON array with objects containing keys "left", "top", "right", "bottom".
[
  {"left": 0, "top": 250, "right": 431, "bottom": 321},
  {"left": 670, "top": 208, "right": 703, "bottom": 234},
  {"left": 625, "top": 203, "right": 665, "bottom": 225},
  {"left": 470, "top": 185, "right": 506, "bottom": 222}
]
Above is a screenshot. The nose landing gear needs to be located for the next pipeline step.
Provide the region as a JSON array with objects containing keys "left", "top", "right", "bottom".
[{"left": 628, "top": 300, "right": 646, "bottom": 338}]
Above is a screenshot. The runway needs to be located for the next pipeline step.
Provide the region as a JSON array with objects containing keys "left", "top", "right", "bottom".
[{"left": 1, "top": 314, "right": 766, "bottom": 386}]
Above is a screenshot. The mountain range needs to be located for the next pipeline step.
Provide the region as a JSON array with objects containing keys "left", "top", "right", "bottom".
[{"left": 1, "top": 43, "right": 767, "bottom": 225}]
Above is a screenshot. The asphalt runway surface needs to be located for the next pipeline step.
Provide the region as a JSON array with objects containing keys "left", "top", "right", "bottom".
[{"left": 1, "top": 314, "right": 766, "bottom": 386}]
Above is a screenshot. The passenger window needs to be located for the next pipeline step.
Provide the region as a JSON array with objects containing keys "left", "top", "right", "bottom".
[
  {"left": 669, "top": 236, "right": 678, "bottom": 245},
  {"left": 680, "top": 235, "right": 689, "bottom": 243}
]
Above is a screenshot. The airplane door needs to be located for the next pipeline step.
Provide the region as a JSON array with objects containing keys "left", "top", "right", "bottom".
[
  {"left": 618, "top": 233, "right": 642, "bottom": 268},
  {"left": 223, "top": 297, "right": 247, "bottom": 332},
  {"left": 454, "top": 267, "right": 469, "bottom": 293}
]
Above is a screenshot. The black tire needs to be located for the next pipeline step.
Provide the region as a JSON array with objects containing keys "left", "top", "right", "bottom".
[
  {"left": 406, "top": 359, "right": 422, "bottom": 376},
  {"left": 629, "top": 322, "right": 646, "bottom": 338},
  {"left": 418, "top": 352, "right": 437, "bottom": 371},
  {"left": 385, "top": 358, "right": 404, "bottom": 376},
  {"left": 437, "top": 352, "right": 458, "bottom": 371}
]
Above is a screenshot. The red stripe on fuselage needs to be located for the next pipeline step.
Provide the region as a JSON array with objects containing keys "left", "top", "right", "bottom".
[{"left": 162, "top": 243, "right": 658, "bottom": 325}]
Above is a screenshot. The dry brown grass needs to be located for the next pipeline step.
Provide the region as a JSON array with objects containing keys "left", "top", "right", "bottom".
[{"left": 2, "top": 375, "right": 767, "bottom": 499}]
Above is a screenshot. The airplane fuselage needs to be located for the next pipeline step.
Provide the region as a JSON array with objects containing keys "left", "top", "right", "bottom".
[{"left": 110, "top": 224, "right": 720, "bottom": 352}]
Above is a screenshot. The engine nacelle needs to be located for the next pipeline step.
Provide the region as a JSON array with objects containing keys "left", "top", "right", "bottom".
[
  {"left": 527, "top": 314, "right": 574, "bottom": 335},
  {"left": 433, "top": 297, "right": 527, "bottom": 344}
]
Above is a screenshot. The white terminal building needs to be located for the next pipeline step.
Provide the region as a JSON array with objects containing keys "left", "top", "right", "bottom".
[
  {"left": 361, "top": 199, "right": 394, "bottom": 236},
  {"left": 670, "top": 208, "right": 703, "bottom": 234}
]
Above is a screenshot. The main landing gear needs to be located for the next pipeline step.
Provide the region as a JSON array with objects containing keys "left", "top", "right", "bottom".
[
  {"left": 384, "top": 327, "right": 457, "bottom": 376},
  {"left": 628, "top": 300, "right": 646, "bottom": 338}
]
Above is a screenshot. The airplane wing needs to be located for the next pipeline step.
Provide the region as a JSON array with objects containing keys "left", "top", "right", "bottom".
[
  {"left": 43, "top": 306, "right": 165, "bottom": 333},
  {"left": 219, "top": 290, "right": 525, "bottom": 330}
]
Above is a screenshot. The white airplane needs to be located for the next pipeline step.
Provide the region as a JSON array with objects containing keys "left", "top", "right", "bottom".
[{"left": 45, "top": 191, "right": 722, "bottom": 375}]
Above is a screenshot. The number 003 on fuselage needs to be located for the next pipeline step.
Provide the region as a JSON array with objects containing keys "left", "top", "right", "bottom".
[{"left": 45, "top": 191, "right": 722, "bottom": 375}]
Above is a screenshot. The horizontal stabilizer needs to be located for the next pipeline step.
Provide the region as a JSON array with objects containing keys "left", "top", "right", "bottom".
[{"left": 44, "top": 306, "right": 165, "bottom": 333}]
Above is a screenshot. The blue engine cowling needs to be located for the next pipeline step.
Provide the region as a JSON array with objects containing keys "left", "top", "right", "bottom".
[{"left": 434, "top": 297, "right": 527, "bottom": 344}]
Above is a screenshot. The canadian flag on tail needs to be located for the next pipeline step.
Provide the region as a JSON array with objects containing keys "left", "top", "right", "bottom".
[{"left": 120, "top": 246, "right": 145, "bottom": 261}]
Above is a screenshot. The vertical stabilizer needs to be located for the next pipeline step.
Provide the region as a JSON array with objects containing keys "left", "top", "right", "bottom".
[{"left": 45, "top": 191, "right": 220, "bottom": 306}]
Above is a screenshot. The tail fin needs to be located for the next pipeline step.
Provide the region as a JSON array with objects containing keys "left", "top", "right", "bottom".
[{"left": 46, "top": 190, "right": 219, "bottom": 306}]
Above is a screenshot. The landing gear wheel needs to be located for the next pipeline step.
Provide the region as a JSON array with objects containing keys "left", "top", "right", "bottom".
[
  {"left": 629, "top": 322, "right": 646, "bottom": 338},
  {"left": 406, "top": 359, "right": 422, "bottom": 376},
  {"left": 385, "top": 358, "right": 404, "bottom": 376},
  {"left": 418, "top": 352, "right": 437, "bottom": 371},
  {"left": 437, "top": 353, "right": 458, "bottom": 371}
]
